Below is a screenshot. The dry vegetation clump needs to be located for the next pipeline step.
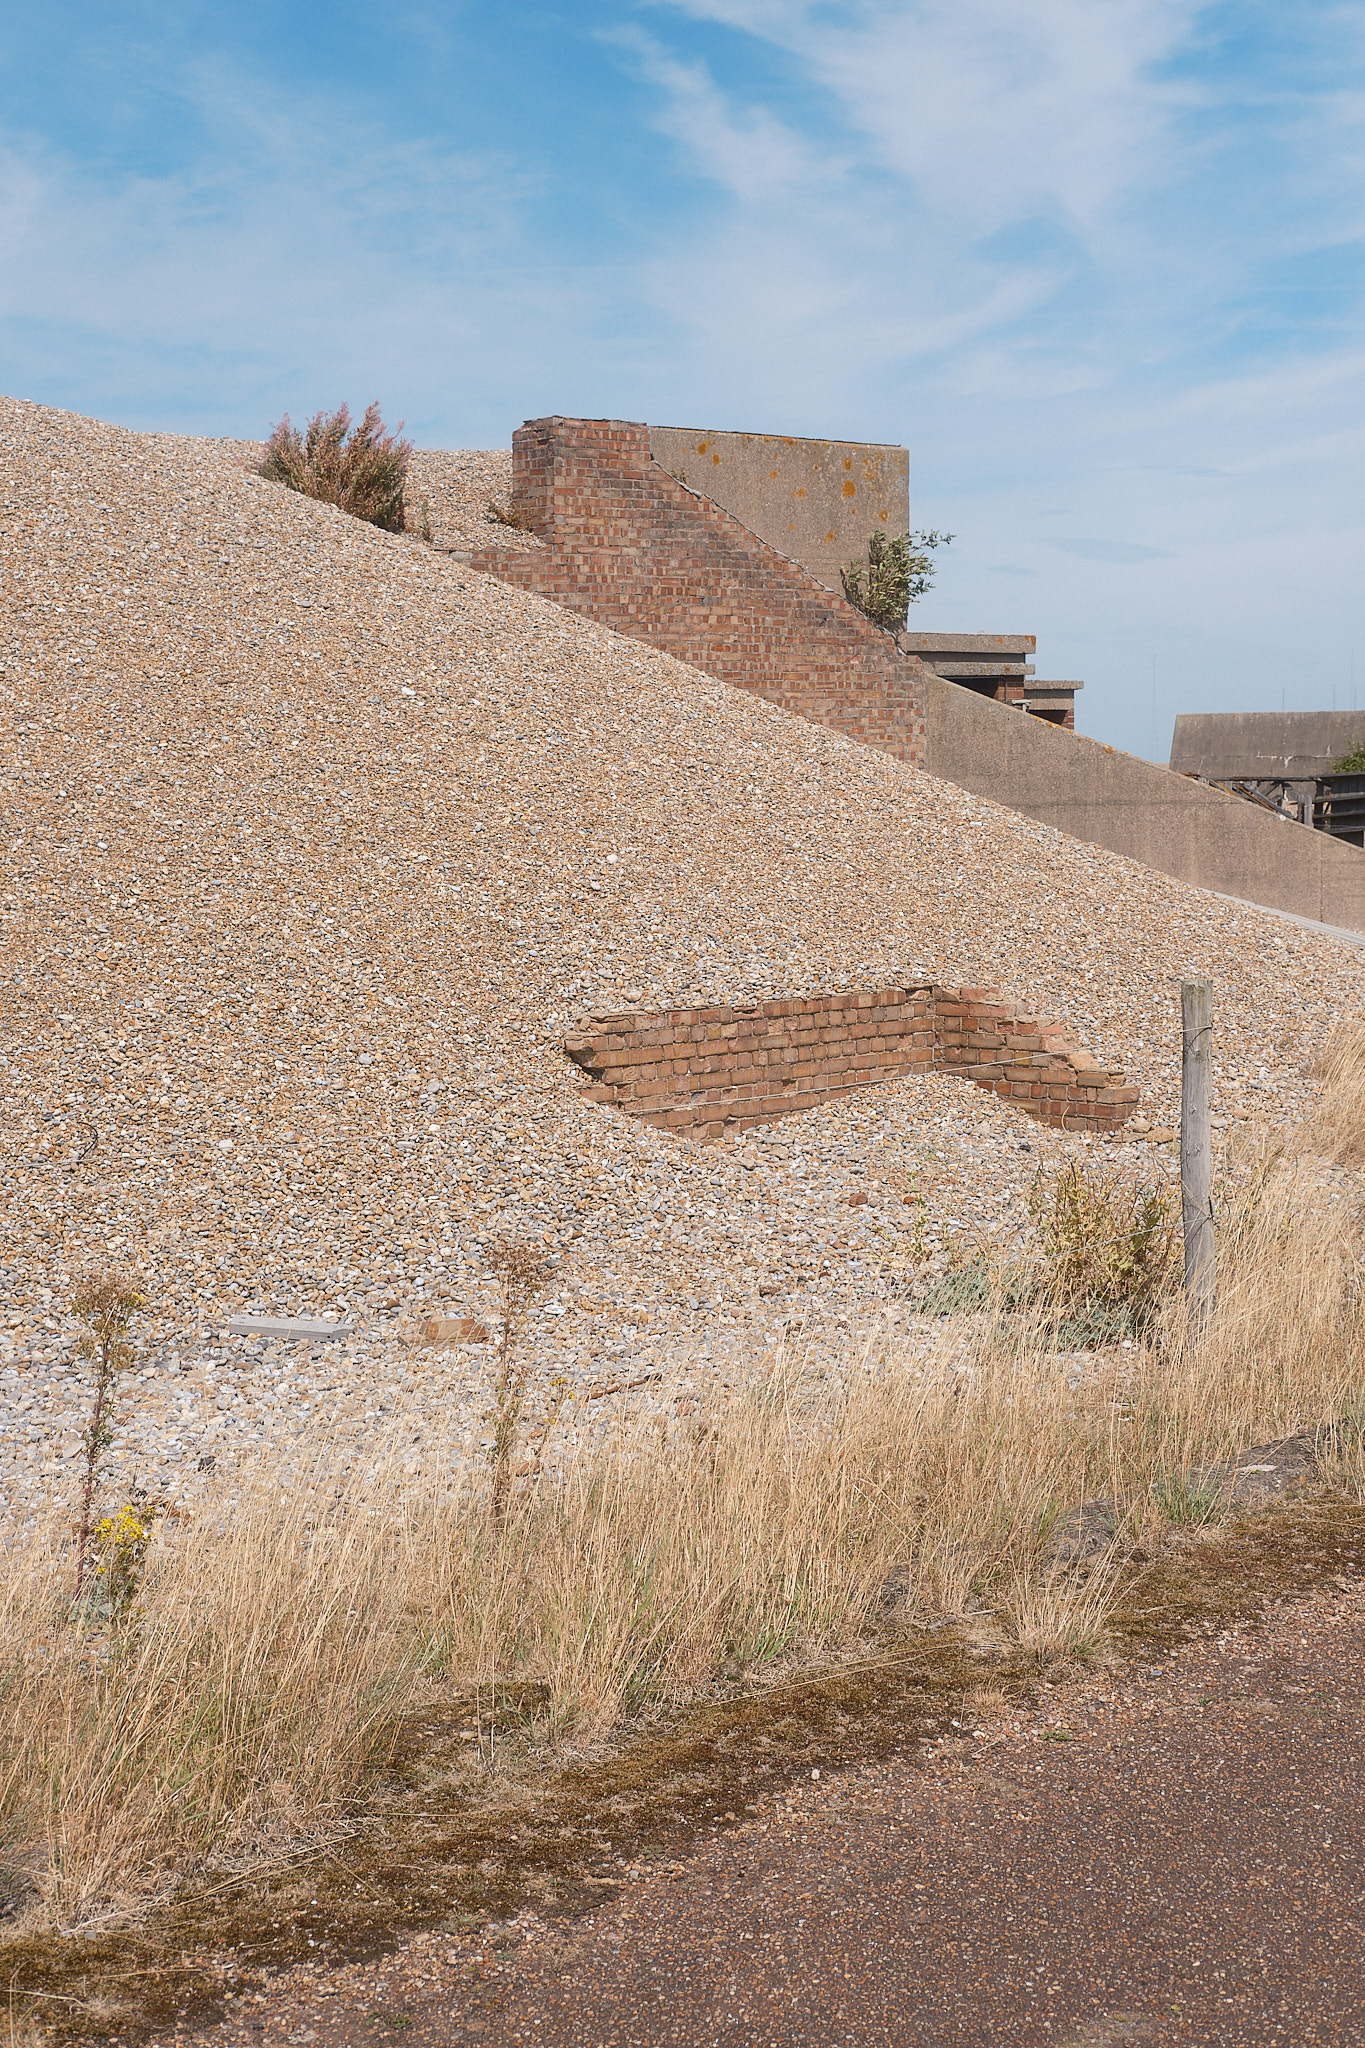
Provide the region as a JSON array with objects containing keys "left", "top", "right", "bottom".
[
  {"left": 257, "top": 402, "right": 412, "bottom": 532},
  {"left": 2, "top": 1155, "right": 1361, "bottom": 1936},
  {"left": 1307, "top": 1017, "right": 1365, "bottom": 1163},
  {"left": 921, "top": 1154, "right": 1179, "bottom": 1342},
  {"left": 1026, "top": 1156, "right": 1177, "bottom": 1330}
]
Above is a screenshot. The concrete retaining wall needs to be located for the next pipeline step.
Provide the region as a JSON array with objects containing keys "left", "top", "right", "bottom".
[{"left": 924, "top": 675, "right": 1365, "bottom": 933}]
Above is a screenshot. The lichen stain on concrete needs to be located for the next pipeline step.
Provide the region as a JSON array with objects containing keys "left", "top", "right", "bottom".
[{"left": 843, "top": 480, "right": 857, "bottom": 497}]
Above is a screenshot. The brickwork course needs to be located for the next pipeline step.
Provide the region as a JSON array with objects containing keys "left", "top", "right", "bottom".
[
  {"left": 566, "top": 985, "right": 1135, "bottom": 1138},
  {"left": 468, "top": 416, "right": 927, "bottom": 766}
]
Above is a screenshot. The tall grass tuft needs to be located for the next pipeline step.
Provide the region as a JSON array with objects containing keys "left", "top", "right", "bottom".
[
  {"left": 1308, "top": 1018, "right": 1365, "bottom": 1163},
  {"left": 257, "top": 403, "right": 411, "bottom": 532}
]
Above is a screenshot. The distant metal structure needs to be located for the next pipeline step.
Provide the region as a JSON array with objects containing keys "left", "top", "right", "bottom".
[{"left": 1190, "top": 772, "right": 1365, "bottom": 847}]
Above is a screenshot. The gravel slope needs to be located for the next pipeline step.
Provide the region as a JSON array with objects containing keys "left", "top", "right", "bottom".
[{"left": 2, "top": 394, "right": 1360, "bottom": 1513}]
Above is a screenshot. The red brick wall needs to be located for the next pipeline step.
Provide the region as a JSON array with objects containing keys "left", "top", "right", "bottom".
[
  {"left": 468, "top": 417, "right": 927, "bottom": 767},
  {"left": 564, "top": 985, "right": 1137, "bottom": 1138}
]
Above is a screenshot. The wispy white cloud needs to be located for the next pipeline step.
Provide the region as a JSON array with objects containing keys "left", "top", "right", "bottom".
[
  {"left": 614, "top": 1, "right": 1365, "bottom": 750},
  {"left": 0, "top": 58, "right": 610, "bottom": 440},
  {"left": 649, "top": 0, "right": 1200, "bottom": 231}
]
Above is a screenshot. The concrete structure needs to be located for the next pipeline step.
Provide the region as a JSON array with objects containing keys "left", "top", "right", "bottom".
[
  {"left": 647, "top": 423, "right": 908, "bottom": 596},
  {"left": 465, "top": 413, "right": 1365, "bottom": 936},
  {"left": 924, "top": 675, "right": 1365, "bottom": 933},
  {"left": 901, "top": 631, "right": 1082, "bottom": 729},
  {"left": 469, "top": 416, "right": 925, "bottom": 764},
  {"left": 1171, "top": 711, "right": 1365, "bottom": 780}
]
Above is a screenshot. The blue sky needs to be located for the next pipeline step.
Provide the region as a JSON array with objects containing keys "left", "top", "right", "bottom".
[{"left": 3, "top": 0, "right": 1363, "bottom": 757}]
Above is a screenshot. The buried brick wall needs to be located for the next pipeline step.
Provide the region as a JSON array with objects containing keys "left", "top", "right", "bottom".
[
  {"left": 564, "top": 985, "right": 1137, "bottom": 1138},
  {"left": 467, "top": 417, "right": 927, "bottom": 766}
]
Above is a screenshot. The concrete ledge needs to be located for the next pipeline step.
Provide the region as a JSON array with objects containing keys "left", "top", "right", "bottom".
[
  {"left": 228, "top": 1316, "right": 355, "bottom": 1340},
  {"left": 923, "top": 675, "right": 1365, "bottom": 935}
]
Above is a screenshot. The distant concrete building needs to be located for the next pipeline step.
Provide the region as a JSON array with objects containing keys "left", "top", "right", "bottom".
[
  {"left": 1170, "top": 711, "right": 1365, "bottom": 780},
  {"left": 899, "top": 632, "right": 1081, "bottom": 729}
]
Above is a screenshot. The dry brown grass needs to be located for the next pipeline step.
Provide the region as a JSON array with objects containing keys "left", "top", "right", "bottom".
[
  {"left": 1307, "top": 1017, "right": 1365, "bottom": 1163},
  {"left": 2, "top": 1155, "right": 1361, "bottom": 1936}
]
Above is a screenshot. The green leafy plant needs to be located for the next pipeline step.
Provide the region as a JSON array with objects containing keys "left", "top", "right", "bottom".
[
  {"left": 1334, "top": 744, "right": 1365, "bottom": 772},
  {"left": 71, "top": 1274, "right": 146, "bottom": 1598},
  {"left": 258, "top": 402, "right": 412, "bottom": 532},
  {"left": 1028, "top": 1157, "right": 1178, "bottom": 1332},
  {"left": 841, "top": 528, "right": 953, "bottom": 630}
]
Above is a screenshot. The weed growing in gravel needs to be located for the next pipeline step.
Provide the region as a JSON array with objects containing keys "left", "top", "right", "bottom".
[
  {"left": 258, "top": 403, "right": 411, "bottom": 532},
  {"left": 921, "top": 1155, "right": 1177, "bottom": 1341},
  {"left": 1027, "top": 1156, "right": 1177, "bottom": 1331},
  {"left": 91, "top": 1499, "right": 163, "bottom": 1619},
  {"left": 71, "top": 1275, "right": 145, "bottom": 1600},
  {"left": 486, "top": 1236, "right": 556, "bottom": 1524}
]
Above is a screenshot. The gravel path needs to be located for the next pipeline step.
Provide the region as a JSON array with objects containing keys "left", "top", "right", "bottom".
[
  {"left": 2, "top": 392, "right": 1362, "bottom": 1517},
  {"left": 143, "top": 1578, "right": 1365, "bottom": 2047}
]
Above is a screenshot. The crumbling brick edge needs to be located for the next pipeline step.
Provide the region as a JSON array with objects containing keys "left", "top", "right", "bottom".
[{"left": 564, "top": 984, "right": 1137, "bottom": 1138}]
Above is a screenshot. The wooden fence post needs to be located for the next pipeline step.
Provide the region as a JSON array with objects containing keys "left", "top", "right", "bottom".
[{"left": 1180, "top": 978, "right": 1216, "bottom": 1326}]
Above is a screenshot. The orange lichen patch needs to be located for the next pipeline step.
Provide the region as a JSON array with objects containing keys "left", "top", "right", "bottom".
[{"left": 843, "top": 480, "right": 857, "bottom": 497}]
